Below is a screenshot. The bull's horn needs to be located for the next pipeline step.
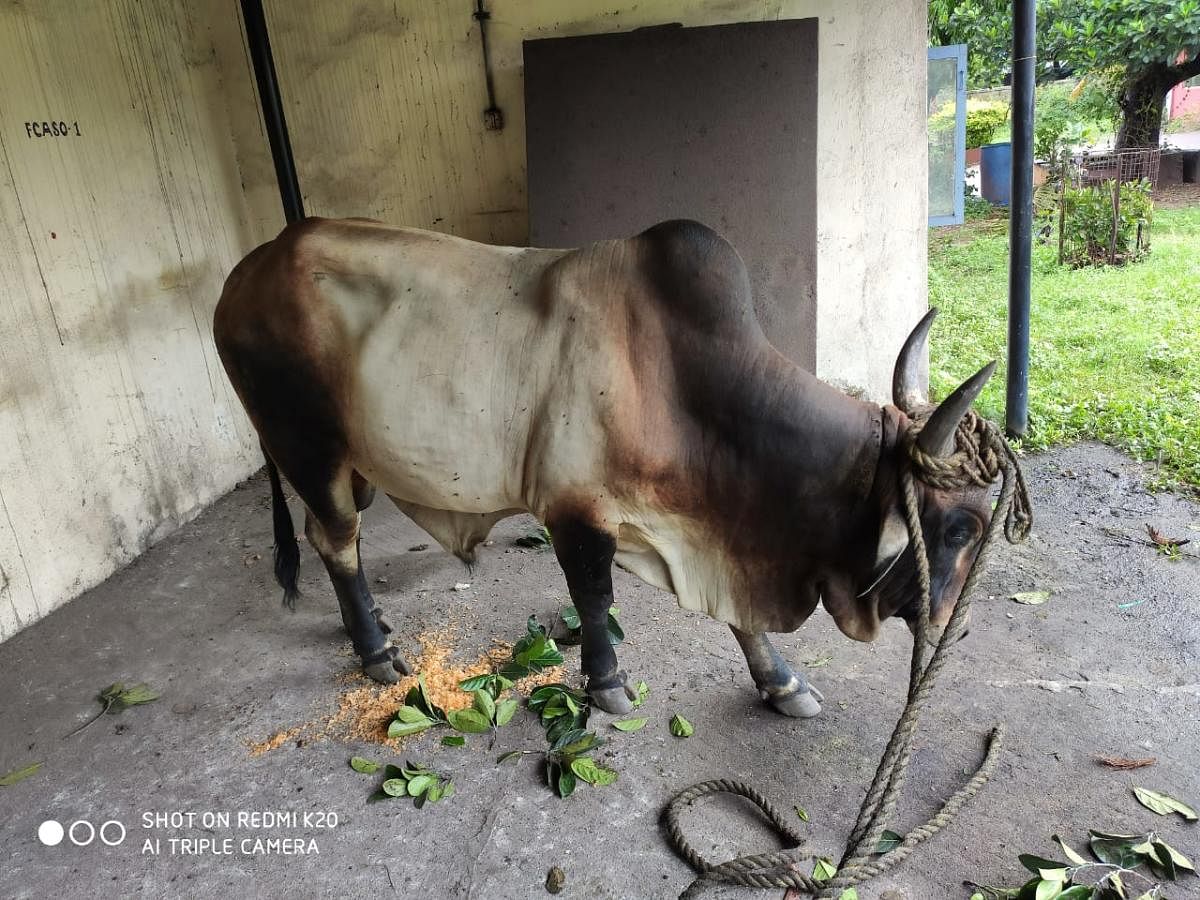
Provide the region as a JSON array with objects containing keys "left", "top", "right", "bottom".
[
  {"left": 916, "top": 361, "right": 997, "bottom": 457},
  {"left": 892, "top": 308, "right": 938, "bottom": 413}
]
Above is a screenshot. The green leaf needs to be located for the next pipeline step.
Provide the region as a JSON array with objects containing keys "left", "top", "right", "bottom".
[
  {"left": 494, "top": 699, "right": 518, "bottom": 727},
  {"left": 837, "top": 891, "right": 858, "bottom": 900},
  {"left": 447, "top": 708, "right": 492, "bottom": 734},
  {"left": 1034, "top": 879, "right": 1063, "bottom": 900},
  {"left": 497, "top": 750, "right": 526, "bottom": 764},
  {"left": 1011, "top": 591, "right": 1051, "bottom": 605},
  {"left": 406, "top": 774, "right": 435, "bottom": 797},
  {"left": 552, "top": 728, "right": 600, "bottom": 756},
  {"left": 349, "top": 756, "right": 379, "bottom": 774},
  {"left": 440, "top": 735, "right": 466, "bottom": 748},
  {"left": 380, "top": 778, "right": 407, "bottom": 797},
  {"left": 1055, "top": 888, "right": 1092, "bottom": 900},
  {"left": 612, "top": 717, "right": 648, "bottom": 732},
  {"left": 556, "top": 767, "right": 577, "bottom": 799},
  {"left": 425, "top": 783, "right": 442, "bottom": 803},
  {"left": 569, "top": 757, "right": 617, "bottom": 786},
  {"left": 387, "top": 718, "right": 433, "bottom": 738},
  {"left": 545, "top": 713, "right": 588, "bottom": 746},
  {"left": 811, "top": 857, "right": 837, "bottom": 882},
  {"left": 1051, "top": 835, "right": 1088, "bottom": 866},
  {"left": 1019, "top": 855, "right": 1070, "bottom": 879},
  {"left": 669, "top": 714, "right": 694, "bottom": 738},
  {"left": 560, "top": 605, "right": 581, "bottom": 630},
  {"left": 394, "top": 705, "right": 433, "bottom": 724},
  {"left": 473, "top": 689, "right": 496, "bottom": 723},
  {"left": 1154, "top": 839, "right": 1194, "bottom": 874},
  {"left": 1133, "top": 786, "right": 1198, "bottom": 820},
  {"left": 631, "top": 680, "right": 650, "bottom": 708},
  {"left": 0, "top": 762, "right": 41, "bottom": 786},
  {"left": 793, "top": 804, "right": 809, "bottom": 822},
  {"left": 458, "top": 675, "right": 491, "bottom": 692},
  {"left": 605, "top": 612, "right": 625, "bottom": 646},
  {"left": 1089, "top": 831, "right": 1151, "bottom": 868},
  {"left": 875, "top": 829, "right": 903, "bottom": 854},
  {"left": 515, "top": 526, "right": 552, "bottom": 548}
]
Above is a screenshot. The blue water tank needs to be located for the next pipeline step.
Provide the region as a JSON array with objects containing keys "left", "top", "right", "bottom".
[{"left": 980, "top": 142, "right": 1012, "bottom": 205}]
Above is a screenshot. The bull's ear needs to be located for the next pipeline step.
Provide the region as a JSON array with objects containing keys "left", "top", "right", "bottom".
[
  {"left": 892, "top": 308, "right": 938, "bottom": 413},
  {"left": 916, "top": 361, "right": 996, "bottom": 458}
]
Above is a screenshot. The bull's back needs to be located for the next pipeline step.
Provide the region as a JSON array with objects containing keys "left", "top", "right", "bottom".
[{"left": 215, "top": 218, "right": 596, "bottom": 514}]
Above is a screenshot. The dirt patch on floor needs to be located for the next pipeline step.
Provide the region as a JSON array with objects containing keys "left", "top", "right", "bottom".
[{"left": 1153, "top": 182, "right": 1200, "bottom": 209}]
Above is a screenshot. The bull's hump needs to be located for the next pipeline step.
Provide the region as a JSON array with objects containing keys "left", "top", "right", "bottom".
[{"left": 630, "top": 219, "right": 763, "bottom": 340}]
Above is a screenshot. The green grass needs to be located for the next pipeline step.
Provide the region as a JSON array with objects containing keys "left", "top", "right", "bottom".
[{"left": 928, "top": 204, "right": 1200, "bottom": 491}]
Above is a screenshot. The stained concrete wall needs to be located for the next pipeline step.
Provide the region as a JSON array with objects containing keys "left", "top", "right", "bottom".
[
  {"left": 259, "top": 0, "right": 929, "bottom": 395},
  {"left": 0, "top": 0, "right": 926, "bottom": 642},
  {"left": 0, "top": 1, "right": 278, "bottom": 640}
]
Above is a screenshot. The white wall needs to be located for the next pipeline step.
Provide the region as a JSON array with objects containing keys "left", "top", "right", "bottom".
[{"left": 0, "top": 1, "right": 277, "bottom": 640}]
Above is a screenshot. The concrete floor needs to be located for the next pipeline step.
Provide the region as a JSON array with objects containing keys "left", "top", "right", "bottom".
[{"left": 1, "top": 442, "right": 1197, "bottom": 900}]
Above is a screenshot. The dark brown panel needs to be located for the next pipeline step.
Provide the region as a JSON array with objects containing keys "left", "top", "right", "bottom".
[{"left": 524, "top": 20, "right": 818, "bottom": 369}]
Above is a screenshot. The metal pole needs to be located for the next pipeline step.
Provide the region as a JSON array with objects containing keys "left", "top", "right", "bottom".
[
  {"left": 240, "top": 0, "right": 305, "bottom": 224},
  {"left": 1005, "top": 0, "right": 1035, "bottom": 438}
]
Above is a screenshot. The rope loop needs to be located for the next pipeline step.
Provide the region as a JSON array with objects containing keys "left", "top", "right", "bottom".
[{"left": 903, "top": 409, "right": 1033, "bottom": 545}]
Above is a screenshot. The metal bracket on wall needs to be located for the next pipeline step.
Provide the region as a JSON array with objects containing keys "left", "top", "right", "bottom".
[{"left": 473, "top": 0, "right": 504, "bottom": 130}]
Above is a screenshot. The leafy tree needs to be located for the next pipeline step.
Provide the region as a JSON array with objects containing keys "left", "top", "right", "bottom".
[
  {"left": 930, "top": 0, "right": 1200, "bottom": 149},
  {"left": 1048, "top": 0, "right": 1200, "bottom": 149}
]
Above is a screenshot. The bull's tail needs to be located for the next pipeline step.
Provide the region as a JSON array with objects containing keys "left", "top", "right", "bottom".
[{"left": 264, "top": 447, "right": 300, "bottom": 609}]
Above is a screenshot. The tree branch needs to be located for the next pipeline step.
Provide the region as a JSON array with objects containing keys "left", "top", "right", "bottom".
[{"left": 1165, "top": 49, "right": 1200, "bottom": 85}]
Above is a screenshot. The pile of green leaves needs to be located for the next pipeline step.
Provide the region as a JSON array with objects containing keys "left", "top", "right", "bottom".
[
  {"left": 975, "top": 828, "right": 1195, "bottom": 899},
  {"left": 514, "top": 525, "right": 552, "bottom": 549},
  {"left": 1061, "top": 179, "right": 1153, "bottom": 268},
  {"left": 520, "top": 683, "right": 616, "bottom": 797},
  {"left": 354, "top": 758, "right": 454, "bottom": 808},
  {"left": 499, "top": 615, "right": 564, "bottom": 680},
  {"left": 557, "top": 604, "right": 624, "bottom": 647}
]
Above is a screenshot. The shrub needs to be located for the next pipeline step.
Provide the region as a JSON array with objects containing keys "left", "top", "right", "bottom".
[
  {"left": 966, "top": 100, "right": 1009, "bottom": 148},
  {"left": 1061, "top": 179, "right": 1153, "bottom": 268},
  {"left": 1034, "top": 80, "right": 1117, "bottom": 162}
]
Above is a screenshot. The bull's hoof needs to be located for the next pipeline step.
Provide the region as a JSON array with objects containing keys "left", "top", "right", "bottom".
[
  {"left": 765, "top": 683, "right": 824, "bottom": 719},
  {"left": 588, "top": 677, "right": 637, "bottom": 715},
  {"left": 362, "top": 645, "right": 412, "bottom": 683}
]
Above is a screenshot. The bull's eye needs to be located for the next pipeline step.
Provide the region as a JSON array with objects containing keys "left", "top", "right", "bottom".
[{"left": 944, "top": 525, "right": 973, "bottom": 549}]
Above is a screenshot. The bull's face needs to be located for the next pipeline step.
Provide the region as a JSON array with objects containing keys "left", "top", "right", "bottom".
[{"left": 854, "top": 308, "right": 997, "bottom": 644}]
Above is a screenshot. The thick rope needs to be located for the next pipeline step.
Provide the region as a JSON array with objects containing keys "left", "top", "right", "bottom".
[{"left": 666, "top": 410, "right": 1032, "bottom": 899}]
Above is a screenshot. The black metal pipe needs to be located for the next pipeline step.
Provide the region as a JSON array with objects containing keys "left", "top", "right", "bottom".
[
  {"left": 1006, "top": 0, "right": 1035, "bottom": 438},
  {"left": 240, "top": 0, "right": 305, "bottom": 224}
]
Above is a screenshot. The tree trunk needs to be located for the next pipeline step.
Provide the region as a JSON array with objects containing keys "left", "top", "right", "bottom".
[
  {"left": 1115, "top": 66, "right": 1170, "bottom": 151},
  {"left": 1116, "top": 54, "right": 1200, "bottom": 152}
]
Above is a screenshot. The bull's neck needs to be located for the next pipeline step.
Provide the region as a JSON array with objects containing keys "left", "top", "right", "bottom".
[{"left": 757, "top": 353, "right": 885, "bottom": 511}]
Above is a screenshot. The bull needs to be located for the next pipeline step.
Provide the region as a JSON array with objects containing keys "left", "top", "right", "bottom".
[{"left": 214, "top": 217, "right": 997, "bottom": 718}]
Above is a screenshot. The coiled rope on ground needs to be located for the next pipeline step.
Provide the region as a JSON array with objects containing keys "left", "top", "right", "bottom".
[{"left": 666, "top": 410, "right": 1032, "bottom": 899}]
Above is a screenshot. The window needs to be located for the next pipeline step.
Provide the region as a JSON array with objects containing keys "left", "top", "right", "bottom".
[{"left": 928, "top": 45, "right": 967, "bottom": 226}]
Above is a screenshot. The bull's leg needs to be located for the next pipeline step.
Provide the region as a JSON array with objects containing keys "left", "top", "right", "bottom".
[
  {"left": 305, "top": 498, "right": 411, "bottom": 684},
  {"left": 348, "top": 472, "right": 394, "bottom": 637},
  {"left": 550, "top": 520, "right": 637, "bottom": 715},
  {"left": 731, "top": 627, "right": 823, "bottom": 718}
]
